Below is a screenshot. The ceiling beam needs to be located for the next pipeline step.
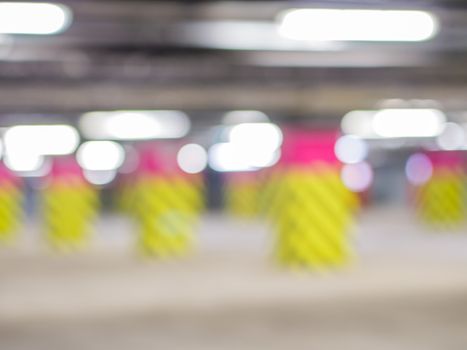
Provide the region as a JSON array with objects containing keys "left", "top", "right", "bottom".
[{"left": 0, "top": 82, "right": 465, "bottom": 117}]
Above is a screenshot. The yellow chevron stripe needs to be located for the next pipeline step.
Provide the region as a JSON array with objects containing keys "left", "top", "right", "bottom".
[
  {"left": 42, "top": 183, "right": 97, "bottom": 251},
  {"left": 0, "top": 185, "right": 22, "bottom": 243},
  {"left": 416, "top": 170, "right": 465, "bottom": 227},
  {"left": 225, "top": 180, "right": 259, "bottom": 218},
  {"left": 132, "top": 175, "right": 202, "bottom": 258},
  {"left": 271, "top": 163, "right": 356, "bottom": 269}
]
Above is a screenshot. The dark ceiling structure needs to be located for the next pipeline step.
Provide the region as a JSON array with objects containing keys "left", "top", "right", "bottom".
[{"left": 1, "top": 0, "right": 467, "bottom": 120}]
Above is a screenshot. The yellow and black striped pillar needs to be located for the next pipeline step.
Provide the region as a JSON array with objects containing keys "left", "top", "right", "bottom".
[
  {"left": 409, "top": 151, "right": 465, "bottom": 228},
  {"left": 42, "top": 157, "right": 98, "bottom": 251},
  {"left": 0, "top": 163, "right": 22, "bottom": 244},
  {"left": 258, "top": 167, "right": 286, "bottom": 220},
  {"left": 133, "top": 144, "right": 203, "bottom": 258},
  {"left": 224, "top": 172, "right": 260, "bottom": 218},
  {"left": 272, "top": 129, "right": 357, "bottom": 269},
  {"left": 115, "top": 173, "right": 138, "bottom": 217}
]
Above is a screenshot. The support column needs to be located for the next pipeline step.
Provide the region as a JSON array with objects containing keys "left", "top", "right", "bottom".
[
  {"left": 272, "top": 129, "right": 357, "bottom": 269},
  {"left": 0, "top": 163, "right": 22, "bottom": 244},
  {"left": 133, "top": 143, "right": 202, "bottom": 258},
  {"left": 42, "top": 157, "right": 98, "bottom": 251},
  {"left": 224, "top": 172, "right": 260, "bottom": 218},
  {"left": 411, "top": 151, "right": 465, "bottom": 228}
]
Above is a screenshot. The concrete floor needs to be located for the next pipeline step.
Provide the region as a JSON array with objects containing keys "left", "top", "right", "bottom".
[{"left": 1, "top": 206, "right": 467, "bottom": 349}]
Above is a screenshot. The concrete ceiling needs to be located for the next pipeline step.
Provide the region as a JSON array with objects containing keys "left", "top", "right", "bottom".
[{"left": 1, "top": 0, "right": 467, "bottom": 121}]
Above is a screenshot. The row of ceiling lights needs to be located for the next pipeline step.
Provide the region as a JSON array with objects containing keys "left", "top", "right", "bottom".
[
  {"left": 2, "top": 106, "right": 463, "bottom": 192},
  {"left": 0, "top": 3, "right": 438, "bottom": 43},
  {"left": 0, "top": 110, "right": 282, "bottom": 184}
]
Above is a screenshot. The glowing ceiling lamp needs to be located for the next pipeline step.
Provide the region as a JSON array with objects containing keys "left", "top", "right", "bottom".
[
  {"left": 80, "top": 110, "right": 191, "bottom": 140},
  {"left": 77, "top": 141, "right": 125, "bottom": 171},
  {"left": 222, "top": 110, "right": 270, "bottom": 125},
  {"left": 177, "top": 143, "right": 208, "bottom": 174},
  {"left": 208, "top": 142, "right": 256, "bottom": 172},
  {"left": 341, "top": 108, "right": 446, "bottom": 139},
  {"left": 4, "top": 124, "right": 79, "bottom": 156},
  {"left": 0, "top": 2, "right": 72, "bottom": 35},
  {"left": 4, "top": 151, "right": 44, "bottom": 172},
  {"left": 341, "top": 110, "right": 377, "bottom": 138},
  {"left": 229, "top": 123, "right": 283, "bottom": 152},
  {"left": 372, "top": 108, "right": 446, "bottom": 138},
  {"left": 209, "top": 122, "right": 283, "bottom": 172},
  {"left": 83, "top": 169, "right": 118, "bottom": 186},
  {"left": 436, "top": 122, "right": 465, "bottom": 151},
  {"left": 3, "top": 124, "right": 79, "bottom": 174},
  {"left": 334, "top": 135, "right": 368, "bottom": 164},
  {"left": 405, "top": 153, "right": 433, "bottom": 186},
  {"left": 278, "top": 9, "right": 438, "bottom": 42},
  {"left": 341, "top": 162, "right": 374, "bottom": 192}
]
